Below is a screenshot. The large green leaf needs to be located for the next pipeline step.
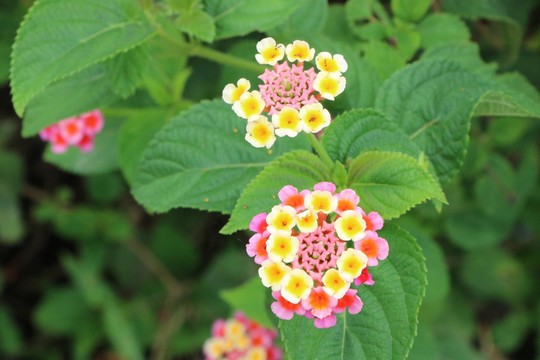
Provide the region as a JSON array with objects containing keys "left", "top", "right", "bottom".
[
  {"left": 348, "top": 151, "right": 446, "bottom": 219},
  {"left": 280, "top": 224, "right": 427, "bottom": 360},
  {"left": 322, "top": 109, "right": 420, "bottom": 164},
  {"left": 204, "top": 0, "right": 301, "bottom": 39},
  {"left": 421, "top": 42, "right": 497, "bottom": 76},
  {"left": 22, "top": 62, "right": 120, "bottom": 137},
  {"left": 267, "top": 0, "right": 328, "bottom": 39},
  {"left": 132, "top": 100, "right": 310, "bottom": 214},
  {"left": 375, "top": 59, "right": 492, "bottom": 183},
  {"left": 307, "top": 36, "right": 381, "bottom": 110},
  {"left": 0, "top": 151, "right": 24, "bottom": 244},
  {"left": 44, "top": 116, "right": 124, "bottom": 175},
  {"left": 117, "top": 109, "right": 168, "bottom": 185},
  {"left": 474, "top": 72, "right": 540, "bottom": 118},
  {"left": 362, "top": 41, "right": 406, "bottom": 81},
  {"left": 417, "top": 13, "right": 470, "bottom": 49},
  {"left": 10, "top": 0, "right": 155, "bottom": 116},
  {"left": 221, "top": 150, "right": 331, "bottom": 234},
  {"left": 391, "top": 0, "right": 431, "bottom": 22}
]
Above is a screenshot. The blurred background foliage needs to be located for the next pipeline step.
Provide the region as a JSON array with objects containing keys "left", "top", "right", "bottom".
[{"left": 1, "top": 0, "right": 540, "bottom": 359}]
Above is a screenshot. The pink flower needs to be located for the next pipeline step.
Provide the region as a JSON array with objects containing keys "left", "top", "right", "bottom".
[
  {"left": 334, "top": 289, "right": 363, "bottom": 314},
  {"left": 278, "top": 185, "right": 310, "bottom": 211},
  {"left": 58, "top": 117, "right": 84, "bottom": 145},
  {"left": 313, "top": 314, "right": 337, "bottom": 329},
  {"left": 246, "top": 232, "right": 269, "bottom": 265},
  {"left": 354, "top": 231, "right": 389, "bottom": 266},
  {"left": 80, "top": 110, "right": 104, "bottom": 135},
  {"left": 313, "top": 182, "right": 336, "bottom": 193},
  {"left": 354, "top": 267, "right": 375, "bottom": 286},
  {"left": 302, "top": 287, "right": 337, "bottom": 319},
  {"left": 362, "top": 210, "right": 384, "bottom": 232},
  {"left": 336, "top": 189, "right": 360, "bottom": 214},
  {"left": 249, "top": 212, "right": 268, "bottom": 234},
  {"left": 270, "top": 291, "right": 306, "bottom": 320}
]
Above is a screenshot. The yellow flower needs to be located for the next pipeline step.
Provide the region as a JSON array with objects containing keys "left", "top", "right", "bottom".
[
  {"left": 313, "top": 71, "right": 346, "bottom": 100},
  {"left": 232, "top": 91, "right": 265, "bottom": 120},
  {"left": 222, "top": 78, "right": 251, "bottom": 104},
  {"left": 285, "top": 40, "right": 315, "bottom": 62},
  {"left": 266, "top": 205, "right": 297, "bottom": 233},
  {"left": 337, "top": 248, "right": 368, "bottom": 282},
  {"left": 272, "top": 106, "right": 302, "bottom": 137},
  {"left": 280, "top": 268, "right": 313, "bottom": 304},
  {"left": 259, "top": 260, "right": 291, "bottom": 291},
  {"left": 245, "top": 115, "right": 276, "bottom": 149},
  {"left": 322, "top": 268, "right": 350, "bottom": 299},
  {"left": 315, "top": 52, "right": 348, "bottom": 73},
  {"left": 266, "top": 230, "right": 299, "bottom": 263},
  {"left": 299, "top": 103, "right": 331, "bottom": 133},
  {"left": 304, "top": 189, "right": 338, "bottom": 213},
  {"left": 255, "top": 37, "right": 285, "bottom": 65},
  {"left": 334, "top": 210, "right": 366, "bottom": 241},
  {"left": 296, "top": 209, "right": 318, "bottom": 233}
]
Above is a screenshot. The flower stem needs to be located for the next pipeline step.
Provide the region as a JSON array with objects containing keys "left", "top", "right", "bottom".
[
  {"left": 307, "top": 133, "right": 335, "bottom": 169},
  {"left": 190, "top": 45, "right": 265, "bottom": 73}
]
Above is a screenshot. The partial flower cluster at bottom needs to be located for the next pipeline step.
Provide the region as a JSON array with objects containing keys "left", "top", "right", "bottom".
[
  {"left": 246, "top": 182, "right": 389, "bottom": 328},
  {"left": 39, "top": 110, "right": 104, "bottom": 153},
  {"left": 203, "top": 312, "right": 282, "bottom": 360}
]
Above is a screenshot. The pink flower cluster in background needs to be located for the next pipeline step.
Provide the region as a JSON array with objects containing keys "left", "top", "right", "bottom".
[
  {"left": 39, "top": 110, "right": 104, "bottom": 154},
  {"left": 246, "top": 182, "right": 389, "bottom": 328},
  {"left": 203, "top": 312, "right": 282, "bottom": 360}
]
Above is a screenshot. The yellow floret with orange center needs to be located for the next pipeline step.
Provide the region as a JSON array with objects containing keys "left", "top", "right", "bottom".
[
  {"left": 319, "top": 77, "right": 339, "bottom": 95},
  {"left": 262, "top": 47, "right": 281, "bottom": 62},
  {"left": 322, "top": 269, "right": 349, "bottom": 298},
  {"left": 304, "top": 109, "right": 325, "bottom": 130},
  {"left": 318, "top": 58, "right": 340, "bottom": 72},
  {"left": 278, "top": 109, "right": 300, "bottom": 129},
  {"left": 242, "top": 98, "right": 264, "bottom": 119},
  {"left": 232, "top": 84, "right": 248, "bottom": 102}
]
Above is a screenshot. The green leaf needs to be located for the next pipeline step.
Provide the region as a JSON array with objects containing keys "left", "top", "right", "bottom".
[
  {"left": 22, "top": 62, "right": 120, "bottom": 137},
  {"left": 324, "top": 4, "right": 358, "bottom": 44},
  {"left": 322, "top": 109, "right": 421, "bottom": 164},
  {"left": 220, "top": 277, "right": 274, "bottom": 328},
  {"left": 280, "top": 224, "right": 426, "bottom": 360},
  {"left": 105, "top": 45, "right": 150, "bottom": 98},
  {"left": 204, "top": 0, "right": 302, "bottom": 40},
  {"left": 103, "top": 300, "right": 144, "bottom": 360},
  {"left": 441, "top": 0, "right": 533, "bottom": 28},
  {"left": 417, "top": 13, "right": 470, "bottom": 49},
  {"left": 412, "top": 231, "right": 449, "bottom": 303},
  {"left": 307, "top": 36, "right": 381, "bottom": 109},
  {"left": 474, "top": 72, "right": 540, "bottom": 118},
  {"left": 34, "top": 287, "right": 92, "bottom": 335},
  {"left": 345, "top": 0, "right": 389, "bottom": 41},
  {"left": 44, "top": 116, "right": 124, "bottom": 175},
  {"left": 221, "top": 150, "right": 332, "bottom": 234},
  {"left": 0, "top": 151, "right": 24, "bottom": 244},
  {"left": 362, "top": 41, "right": 406, "bottom": 81},
  {"left": 375, "top": 59, "right": 492, "bottom": 183},
  {"left": 421, "top": 42, "right": 497, "bottom": 76},
  {"left": 10, "top": 0, "right": 155, "bottom": 116},
  {"left": 175, "top": 8, "right": 215, "bottom": 43},
  {"left": 117, "top": 109, "right": 167, "bottom": 185},
  {"left": 391, "top": 0, "right": 431, "bottom": 22},
  {"left": 267, "top": 0, "right": 328, "bottom": 38},
  {"left": 492, "top": 311, "right": 530, "bottom": 352},
  {"left": 459, "top": 249, "right": 530, "bottom": 304},
  {"left": 132, "top": 100, "right": 309, "bottom": 214},
  {"left": 0, "top": 305, "right": 22, "bottom": 355},
  {"left": 348, "top": 151, "right": 446, "bottom": 219}
]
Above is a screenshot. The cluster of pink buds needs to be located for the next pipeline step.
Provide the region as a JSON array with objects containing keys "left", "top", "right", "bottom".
[
  {"left": 246, "top": 182, "right": 389, "bottom": 328},
  {"left": 223, "top": 38, "right": 347, "bottom": 149},
  {"left": 203, "top": 312, "right": 282, "bottom": 360},
  {"left": 39, "top": 110, "right": 104, "bottom": 154}
]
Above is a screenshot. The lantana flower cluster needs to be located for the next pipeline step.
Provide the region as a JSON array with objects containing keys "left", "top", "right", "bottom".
[
  {"left": 223, "top": 38, "right": 347, "bottom": 149},
  {"left": 203, "top": 312, "right": 282, "bottom": 360},
  {"left": 39, "top": 110, "right": 104, "bottom": 154},
  {"left": 246, "top": 182, "right": 389, "bottom": 328}
]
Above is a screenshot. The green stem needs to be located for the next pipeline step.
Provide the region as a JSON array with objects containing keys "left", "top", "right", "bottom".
[
  {"left": 190, "top": 45, "right": 265, "bottom": 73},
  {"left": 307, "top": 133, "right": 335, "bottom": 169}
]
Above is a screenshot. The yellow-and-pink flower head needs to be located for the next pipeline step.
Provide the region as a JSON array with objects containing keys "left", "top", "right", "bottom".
[
  {"left": 203, "top": 312, "right": 282, "bottom": 360},
  {"left": 246, "top": 182, "right": 388, "bottom": 328},
  {"left": 223, "top": 38, "right": 347, "bottom": 149}
]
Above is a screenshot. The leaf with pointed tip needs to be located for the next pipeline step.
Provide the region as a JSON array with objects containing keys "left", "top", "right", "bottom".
[
  {"left": 321, "top": 109, "right": 421, "bottom": 164},
  {"left": 10, "top": 0, "right": 154, "bottom": 116},
  {"left": 280, "top": 224, "right": 427, "bottom": 360},
  {"left": 348, "top": 151, "right": 446, "bottom": 219},
  {"left": 221, "top": 150, "right": 331, "bottom": 234},
  {"left": 132, "top": 100, "right": 310, "bottom": 214},
  {"left": 375, "top": 59, "right": 492, "bottom": 183}
]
